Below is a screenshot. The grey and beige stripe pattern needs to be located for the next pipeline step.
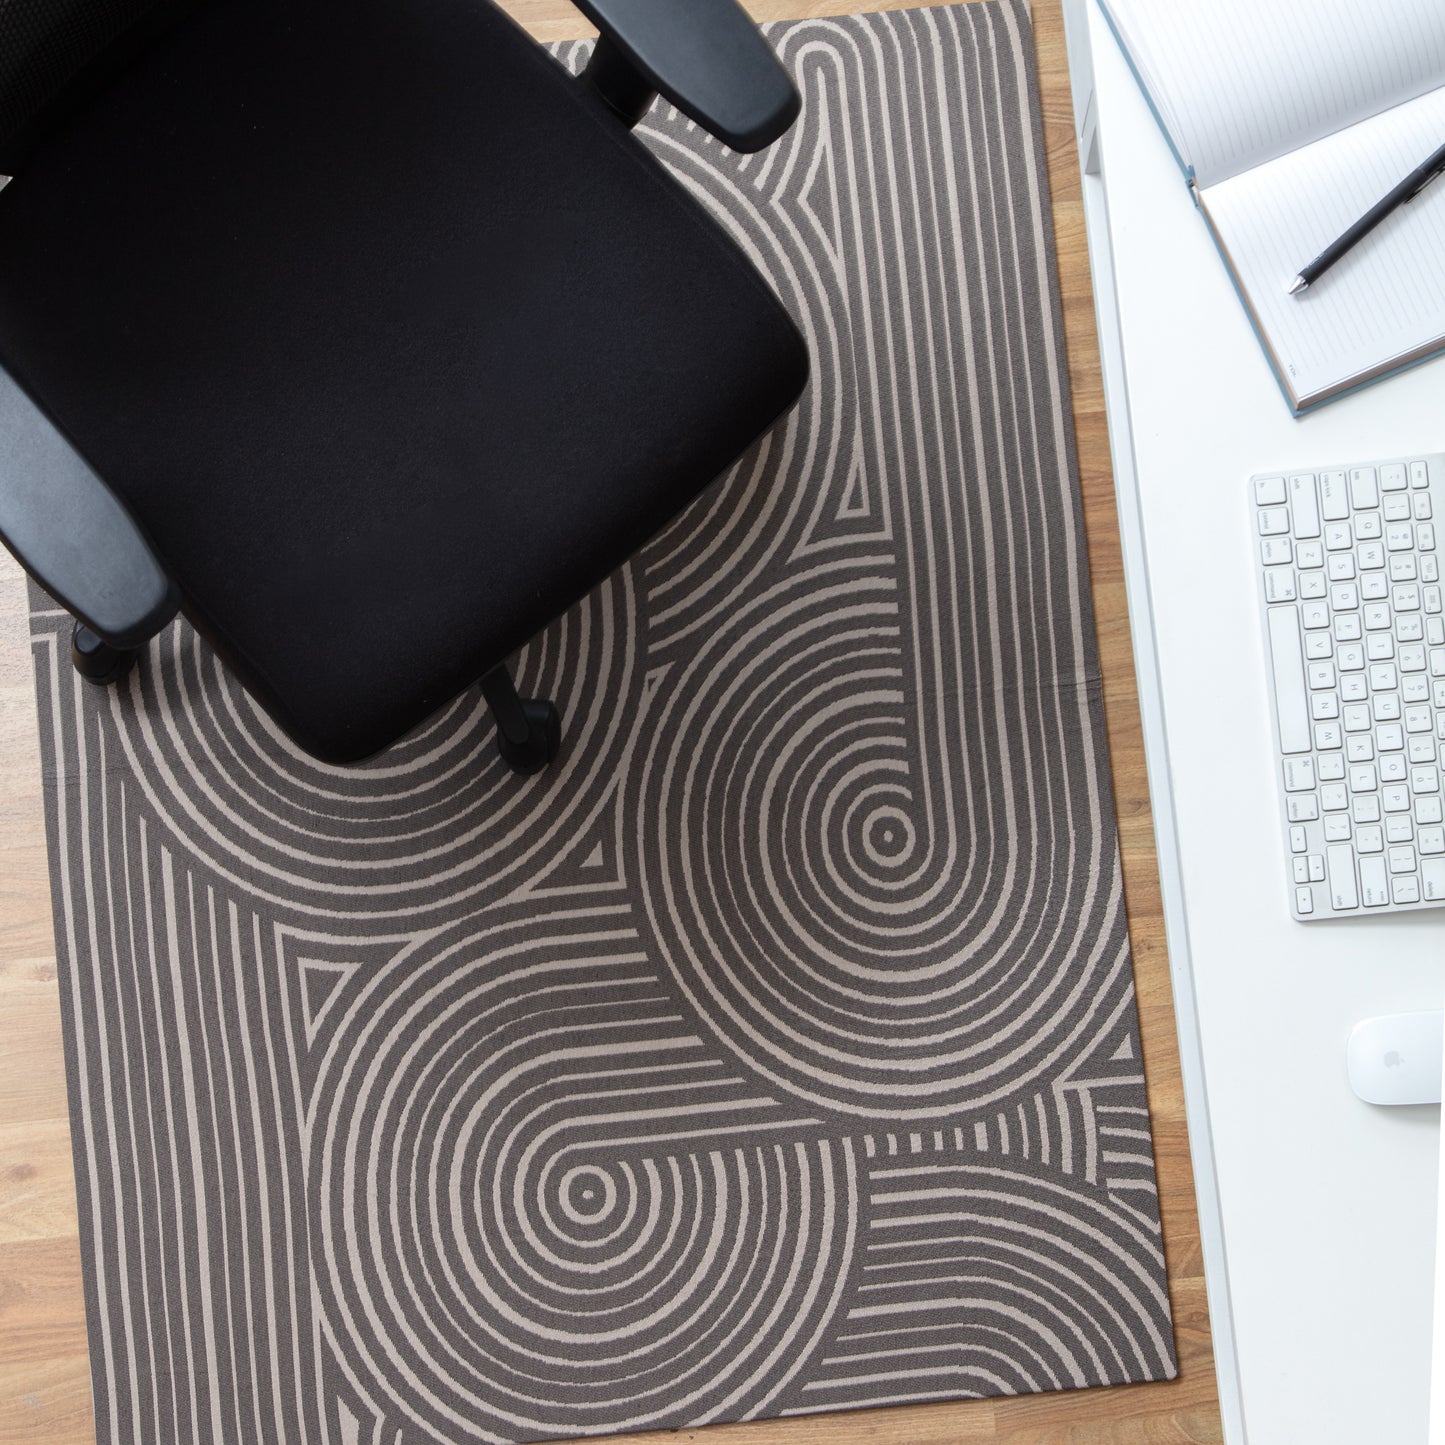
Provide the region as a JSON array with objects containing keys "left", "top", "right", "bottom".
[{"left": 30, "top": 5, "right": 1177, "bottom": 1441}]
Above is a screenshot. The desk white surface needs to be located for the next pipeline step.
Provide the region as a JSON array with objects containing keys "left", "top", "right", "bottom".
[{"left": 1064, "top": 4, "right": 1445, "bottom": 1442}]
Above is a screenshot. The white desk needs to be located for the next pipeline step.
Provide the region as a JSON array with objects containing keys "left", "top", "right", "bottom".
[{"left": 1060, "top": 4, "right": 1445, "bottom": 1442}]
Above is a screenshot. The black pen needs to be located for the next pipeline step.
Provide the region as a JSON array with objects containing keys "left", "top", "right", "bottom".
[{"left": 1288, "top": 139, "right": 1445, "bottom": 295}]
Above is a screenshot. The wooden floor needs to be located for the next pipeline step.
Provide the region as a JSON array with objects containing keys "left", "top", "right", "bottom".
[{"left": 0, "top": 3, "right": 1223, "bottom": 1442}]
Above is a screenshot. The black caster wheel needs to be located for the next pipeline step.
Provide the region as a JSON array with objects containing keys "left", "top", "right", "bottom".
[
  {"left": 71, "top": 623, "right": 138, "bottom": 686},
  {"left": 496, "top": 699, "right": 561, "bottom": 776}
]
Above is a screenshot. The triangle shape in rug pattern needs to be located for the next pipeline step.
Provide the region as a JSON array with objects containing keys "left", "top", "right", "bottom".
[
  {"left": 513, "top": 804, "right": 629, "bottom": 902},
  {"left": 273, "top": 927, "right": 402, "bottom": 1090}
]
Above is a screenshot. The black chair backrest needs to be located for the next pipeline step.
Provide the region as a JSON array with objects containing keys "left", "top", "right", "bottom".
[{"left": 0, "top": 0, "right": 187, "bottom": 170}]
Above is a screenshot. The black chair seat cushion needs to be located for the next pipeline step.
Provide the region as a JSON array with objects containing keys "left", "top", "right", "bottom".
[{"left": 0, "top": 0, "right": 808, "bottom": 761}]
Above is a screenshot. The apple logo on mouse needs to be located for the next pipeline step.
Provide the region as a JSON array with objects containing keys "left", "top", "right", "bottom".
[{"left": 1384, "top": 1050, "right": 1404, "bottom": 1069}]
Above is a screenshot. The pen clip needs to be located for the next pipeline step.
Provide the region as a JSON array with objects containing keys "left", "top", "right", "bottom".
[{"left": 1407, "top": 158, "right": 1445, "bottom": 203}]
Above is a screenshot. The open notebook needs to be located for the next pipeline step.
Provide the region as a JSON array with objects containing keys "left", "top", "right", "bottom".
[{"left": 1099, "top": 0, "right": 1445, "bottom": 415}]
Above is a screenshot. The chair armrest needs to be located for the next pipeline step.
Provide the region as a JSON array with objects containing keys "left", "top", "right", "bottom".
[
  {"left": 574, "top": 0, "right": 800, "bottom": 152},
  {"left": 0, "top": 368, "right": 179, "bottom": 648}
]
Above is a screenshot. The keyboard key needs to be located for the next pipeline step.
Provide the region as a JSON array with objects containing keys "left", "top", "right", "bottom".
[
  {"left": 1424, "top": 859, "right": 1445, "bottom": 900},
  {"left": 1315, "top": 723, "right": 1344, "bottom": 752},
  {"left": 1266, "top": 569, "right": 1298, "bottom": 602},
  {"left": 1262, "top": 538, "right": 1293, "bottom": 565},
  {"left": 1325, "top": 815, "right": 1352, "bottom": 842},
  {"left": 1418, "top": 494, "right": 1434, "bottom": 521},
  {"left": 1357, "top": 824, "right": 1384, "bottom": 853},
  {"left": 1359, "top": 540, "right": 1386, "bottom": 568},
  {"left": 1400, "top": 644, "right": 1427, "bottom": 672},
  {"left": 1284, "top": 757, "right": 1316, "bottom": 791},
  {"left": 1330, "top": 583, "right": 1359, "bottom": 611},
  {"left": 1389, "top": 845, "right": 1417, "bottom": 874},
  {"left": 1348, "top": 736, "right": 1375, "bottom": 761},
  {"left": 1290, "top": 474, "right": 1322, "bottom": 537},
  {"left": 1433, "top": 649, "right": 1445, "bottom": 676},
  {"left": 1293, "top": 856, "right": 1310, "bottom": 884},
  {"left": 1321, "top": 783, "right": 1348, "bottom": 812},
  {"left": 1362, "top": 573, "right": 1389, "bottom": 600},
  {"left": 1265, "top": 607, "right": 1311, "bottom": 755},
  {"left": 1342, "top": 675, "right": 1368, "bottom": 702},
  {"left": 1301, "top": 573, "right": 1328, "bottom": 600},
  {"left": 1385, "top": 784, "right": 1412, "bottom": 812},
  {"left": 1398, "top": 615, "right": 1425, "bottom": 642},
  {"left": 1388, "top": 815, "right": 1415, "bottom": 843},
  {"left": 1338, "top": 645, "right": 1365, "bottom": 673},
  {"left": 1405, "top": 675, "right": 1431, "bottom": 704},
  {"left": 1423, "top": 524, "right": 1437, "bottom": 552},
  {"left": 1313, "top": 693, "right": 1340, "bottom": 720},
  {"left": 1255, "top": 475, "right": 1287, "bottom": 505},
  {"left": 1327, "top": 845, "right": 1360, "bottom": 910},
  {"left": 1395, "top": 584, "right": 1422, "bottom": 611},
  {"left": 1365, "top": 603, "right": 1391, "bottom": 630},
  {"left": 1358, "top": 515, "right": 1384, "bottom": 542},
  {"left": 1378, "top": 723, "right": 1405, "bottom": 751},
  {"left": 1349, "top": 468, "right": 1379, "bottom": 510},
  {"left": 1412, "top": 765, "right": 1439, "bottom": 793},
  {"left": 1380, "top": 753, "right": 1408, "bottom": 782},
  {"left": 1343, "top": 704, "right": 1372, "bottom": 732},
  {"left": 1425, "top": 560, "right": 1440, "bottom": 585},
  {"left": 1386, "top": 494, "right": 1414, "bottom": 522},
  {"left": 1373, "top": 693, "right": 1401, "bottom": 721},
  {"left": 1388, "top": 523, "right": 1416, "bottom": 551},
  {"left": 1429, "top": 609, "right": 1445, "bottom": 636},
  {"left": 1291, "top": 825, "right": 1308, "bottom": 853},
  {"left": 1370, "top": 662, "right": 1398, "bottom": 690},
  {"left": 1296, "top": 887, "right": 1315, "bottom": 915},
  {"left": 1307, "top": 634, "right": 1333, "bottom": 659},
  {"left": 1303, "top": 601, "right": 1331, "bottom": 629},
  {"left": 1349, "top": 764, "right": 1378, "bottom": 792},
  {"left": 1420, "top": 827, "right": 1445, "bottom": 855},
  {"left": 1408, "top": 704, "right": 1433, "bottom": 732},
  {"left": 1326, "top": 523, "right": 1353, "bottom": 551},
  {"left": 1411, "top": 738, "right": 1438, "bottom": 764},
  {"left": 1411, "top": 461, "right": 1431, "bottom": 488},
  {"left": 1329, "top": 555, "right": 1356, "bottom": 580},
  {"left": 1393, "top": 876, "right": 1421, "bottom": 905},
  {"left": 1354, "top": 795, "right": 1382, "bottom": 823},
  {"left": 1391, "top": 555, "right": 1419, "bottom": 582},
  {"left": 1308, "top": 662, "right": 1336, "bottom": 689},
  {"left": 1418, "top": 796, "right": 1444, "bottom": 824},
  {"left": 1298, "top": 540, "right": 1325, "bottom": 569},
  {"left": 1367, "top": 632, "right": 1395, "bottom": 660},
  {"left": 1382, "top": 463, "right": 1409, "bottom": 492},
  {"left": 1359, "top": 855, "right": 1390, "bottom": 906},
  {"left": 1320, "top": 470, "right": 1351, "bottom": 518}
]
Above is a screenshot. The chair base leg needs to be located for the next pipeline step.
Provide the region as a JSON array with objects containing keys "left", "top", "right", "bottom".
[
  {"left": 71, "top": 622, "right": 138, "bottom": 686},
  {"left": 481, "top": 664, "right": 561, "bottom": 777}
]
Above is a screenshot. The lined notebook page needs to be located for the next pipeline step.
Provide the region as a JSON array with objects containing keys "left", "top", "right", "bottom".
[
  {"left": 1102, "top": 0, "right": 1445, "bottom": 189},
  {"left": 1201, "top": 85, "right": 1445, "bottom": 407}
]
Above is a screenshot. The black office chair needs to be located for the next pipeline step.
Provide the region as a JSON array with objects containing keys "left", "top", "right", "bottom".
[{"left": 0, "top": 0, "right": 808, "bottom": 774}]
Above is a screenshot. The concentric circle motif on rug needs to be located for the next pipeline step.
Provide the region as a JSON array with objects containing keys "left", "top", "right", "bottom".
[{"left": 32, "top": 5, "right": 1178, "bottom": 1442}]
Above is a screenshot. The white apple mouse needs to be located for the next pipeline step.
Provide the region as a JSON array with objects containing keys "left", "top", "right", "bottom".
[{"left": 1346, "top": 1011, "right": 1444, "bottom": 1106}]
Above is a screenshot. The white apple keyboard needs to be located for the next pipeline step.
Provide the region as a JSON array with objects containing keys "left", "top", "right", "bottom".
[{"left": 1252, "top": 455, "right": 1445, "bottom": 920}]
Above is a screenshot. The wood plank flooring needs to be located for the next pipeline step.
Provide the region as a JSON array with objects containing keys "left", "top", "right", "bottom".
[{"left": 0, "top": 4, "right": 1224, "bottom": 1440}]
